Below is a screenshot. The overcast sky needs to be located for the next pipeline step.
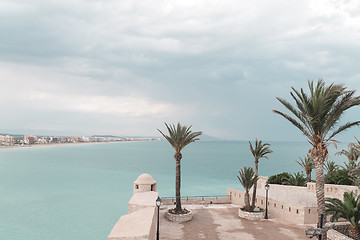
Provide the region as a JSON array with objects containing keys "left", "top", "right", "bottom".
[{"left": 1, "top": 0, "right": 360, "bottom": 141}]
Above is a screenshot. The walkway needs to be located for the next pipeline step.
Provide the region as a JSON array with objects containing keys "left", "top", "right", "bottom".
[{"left": 160, "top": 204, "right": 307, "bottom": 240}]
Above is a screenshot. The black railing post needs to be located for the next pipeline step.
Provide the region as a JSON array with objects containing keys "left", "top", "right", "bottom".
[{"left": 318, "top": 213, "right": 324, "bottom": 240}]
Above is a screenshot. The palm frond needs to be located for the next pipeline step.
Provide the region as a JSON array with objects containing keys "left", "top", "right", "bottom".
[
  {"left": 237, "top": 167, "right": 258, "bottom": 192},
  {"left": 158, "top": 123, "right": 202, "bottom": 153},
  {"left": 326, "top": 191, "right": 360, "bottom": 227}
]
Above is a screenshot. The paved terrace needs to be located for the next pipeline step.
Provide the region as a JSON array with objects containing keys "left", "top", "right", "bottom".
[{"left": 159, "top": 204, "right": 307, "bottom": 240}]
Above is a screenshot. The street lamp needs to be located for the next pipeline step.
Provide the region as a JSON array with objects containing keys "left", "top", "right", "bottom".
[
  {"left": 265, "top": 183, "right": 270, "bottom": 219},
  {"left": 156, "top": 196, "right": 161, "bottom": 240}
]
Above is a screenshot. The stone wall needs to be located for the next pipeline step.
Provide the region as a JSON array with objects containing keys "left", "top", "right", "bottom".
[
  {"left": 228, "top": 177, "right": 360, "bottom": 225},
  {"left": 226, "top": 188, "right": 316, "bottom": 224},
  {"left": 307, "top": 182, "right": 359, "bottom": 199}
]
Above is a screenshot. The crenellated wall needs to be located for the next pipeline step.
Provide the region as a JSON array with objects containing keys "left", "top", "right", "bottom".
[
  {"left": 226, "top": 188, "right": 317, "bottom": 224},
  {"left": 307, "top": 182, "right": 359, "bottom": 198},
  {"left": 228, "top": 176, "right": 360, "bottom": 225}
]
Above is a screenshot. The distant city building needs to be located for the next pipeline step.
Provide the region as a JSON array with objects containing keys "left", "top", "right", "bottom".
[
  {"left": 0, "top": 133, "right": 151, "bottom": 147},
  {"left": 24, "top": 135, "right": 38, "bottom": 145},
  {"left": 36, "top": 137, "right": 48, "bottom": 144},
  {"left": 0, "top": 135, "right": 15, "bottom": 146}
]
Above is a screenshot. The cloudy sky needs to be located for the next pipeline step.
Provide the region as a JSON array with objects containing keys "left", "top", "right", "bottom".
[{"left": 1, "top": 0, "right": 360, "bottom": 141}]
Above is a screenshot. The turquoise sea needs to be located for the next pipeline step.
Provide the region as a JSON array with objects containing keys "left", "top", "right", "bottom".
[{"left": 0, "top": 140, "right": 347, "bottom": 240}]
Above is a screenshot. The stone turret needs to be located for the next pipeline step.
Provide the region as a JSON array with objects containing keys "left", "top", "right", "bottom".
[{"left": 133, "top": 173, "right": 157, "bottom": 194}]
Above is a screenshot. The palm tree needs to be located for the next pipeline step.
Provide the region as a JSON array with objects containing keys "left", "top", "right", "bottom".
[
  {"left": 324, "top": 160, "right": 339, "bottom": 182},
  {"left": 336, "top": 143, "right": 360, "bottom": 162},
  {"left": 296, "top": 155, "right": 314, "bottom": 183},
  {"left": 343, "top": 160, "right": 359, "bottom": 172},
  {"left": 273, "top": 80, "right": 360, "bottom": 234},
  {"left": 283, "top": 172, "right": 307, "bottom": 186},
  {"left": 326, "top": 191, "right": 360, "bottom": 239},
  {"left": 237, "top": 167, "right": 258, "bottom": 211},
  {"left": 249, "top": 139, "right": 273, "bottom": 210},
  {"left": 325, "top": 160, "right": 339, "bottom": 174},
  {"left": 158, "top": 123, "right": 202, "bottom": 214}
]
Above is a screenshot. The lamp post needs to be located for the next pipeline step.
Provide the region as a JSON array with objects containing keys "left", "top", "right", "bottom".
[
  {"left": 156, "top": 196, "right": 161, "bottom": 240},
  {"left": 265, "top": 183, "right": 270, "bottom": 219}
]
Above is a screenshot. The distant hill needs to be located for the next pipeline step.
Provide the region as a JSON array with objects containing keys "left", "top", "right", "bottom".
[
  {"left": 91, "top": 135, "right": 120, "bottom": 138},
  {"left": 199, "top": 134, "right": 220, "bottom": 141}
]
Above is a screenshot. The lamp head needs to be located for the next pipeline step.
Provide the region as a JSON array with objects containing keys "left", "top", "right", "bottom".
[
  {"left": 156, "top": 196, "right": 161, "bottom": 206},
  {"left": 265, "top": 183, "right": 270, "bottom": 191}
]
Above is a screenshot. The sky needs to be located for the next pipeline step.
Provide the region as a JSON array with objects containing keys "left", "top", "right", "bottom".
[{"left": 1, "top": 0, "right": 360, "bottom": 141}]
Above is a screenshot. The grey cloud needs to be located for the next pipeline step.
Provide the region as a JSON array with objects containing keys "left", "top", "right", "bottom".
[{"left": 0, "top": 0, "right": 360, "bottom": 139}]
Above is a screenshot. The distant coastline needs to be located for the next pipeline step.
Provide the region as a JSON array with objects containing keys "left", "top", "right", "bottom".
[{"left": 0, "top": 139, "right": 156, "bottom": 149}]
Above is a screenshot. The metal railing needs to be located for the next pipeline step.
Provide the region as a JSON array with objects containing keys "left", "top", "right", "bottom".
[
  {"left": 161, "top": 194, "right": 231, "bottom": 202},
  {"left": 161, "top": 195, "right": 231, "bottom": 205}
]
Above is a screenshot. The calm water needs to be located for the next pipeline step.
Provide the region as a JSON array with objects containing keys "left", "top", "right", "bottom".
[{"left": 0, "top": 140, "right": 347, "bottom": 240}]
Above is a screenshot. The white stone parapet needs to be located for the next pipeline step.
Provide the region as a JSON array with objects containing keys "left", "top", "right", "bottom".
[
  {"left": 108, "top": 174, "right": 159, "bottom": 240},
  {"left": 128, "top": 191, "right": 158, "bottom": 213},
  {"left": 108, "top": 207, "right": 157, "bottom": 240}
]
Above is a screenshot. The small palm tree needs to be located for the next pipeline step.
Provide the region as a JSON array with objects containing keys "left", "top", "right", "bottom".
[
  {"left": 343, "top": 160, "right": 359, "bottom": 172},
  {"left": 350, "top": 167, "right": 360, "bottom": 187},
  {"left": 325, "top": 160, "right": 339, "bottom": 174},
  {"left": 336, "top": 143, "right": 360, "bottom": 162},
  {"left": 158, "top": 123, "right": 202, "bottom": 214},
  {"left": 237, "top": 167, "right": 258, "bottom": 211},
  {"left": 249, "top": 139, "right": 273, "bottom": 210},
  {"left": 283, "top": 172, "right": 307, "bottom": 186},
  {"left": 326, "top": 191, "right": 360, "bottom": 239},
  {"left": 296, "top": 155, "right": 314, "bottom": 183},
  {"left": 273, "top": 80, "right": 360, "bottom": 232}
]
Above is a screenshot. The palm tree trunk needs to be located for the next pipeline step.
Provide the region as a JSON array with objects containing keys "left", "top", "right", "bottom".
[
  {"left": 306, "top": 171, "right": 311, "bottom": 183},
  {"left": 244, "top": 190, "right": 251, "bottom": 211},
  {"left": 175, "top": 152, "right": 182, "bottom": 213},
  {"left": 349, "top": 224, "right": 360, "bottom": 240},
  {"left": 251, "top": 159, "right": 259, "bottom": 210},
  {"left": 314, "top": 156, "right": 327, "bottom": 239}
]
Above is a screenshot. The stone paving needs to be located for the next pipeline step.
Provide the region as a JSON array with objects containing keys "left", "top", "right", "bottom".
[{"left": 160, "top": 204, "right": 308, "bottom": 240}]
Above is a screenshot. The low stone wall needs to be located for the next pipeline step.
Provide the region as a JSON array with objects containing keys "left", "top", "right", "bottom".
[
  {"left": 238, "top": 208, "right": 265, "bottom": 220},
  {"left": 328, "top": 229, "right": 353, "bottom": 240},
  {"left": 165, "top": 210, "right": 193, "bottom": 222},
  {"left": 161, "top": 196, "right": 231, "bottom": 205}
]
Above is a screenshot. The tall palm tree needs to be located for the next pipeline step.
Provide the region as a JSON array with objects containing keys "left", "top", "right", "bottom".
[
  {"left": 326, "top": 191, "right": 360, "bottom": 239},
  {"left": 336, "top": 143, "right": 360, "bottom": 162},
  {"left": 237, "top": 167, "right": 258, "bottom": 211},
  {"left": 158, "top": 123, "right": 202, "bottom": 214},
  {"left": 296, "top": 155, "right": 314, "bottom": 183},
  {"left": 273, "top": 80, "right": 360, "bottom": 235},
  {"left": 249, "top": 139, "right": 273, "bottom": 210}
]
